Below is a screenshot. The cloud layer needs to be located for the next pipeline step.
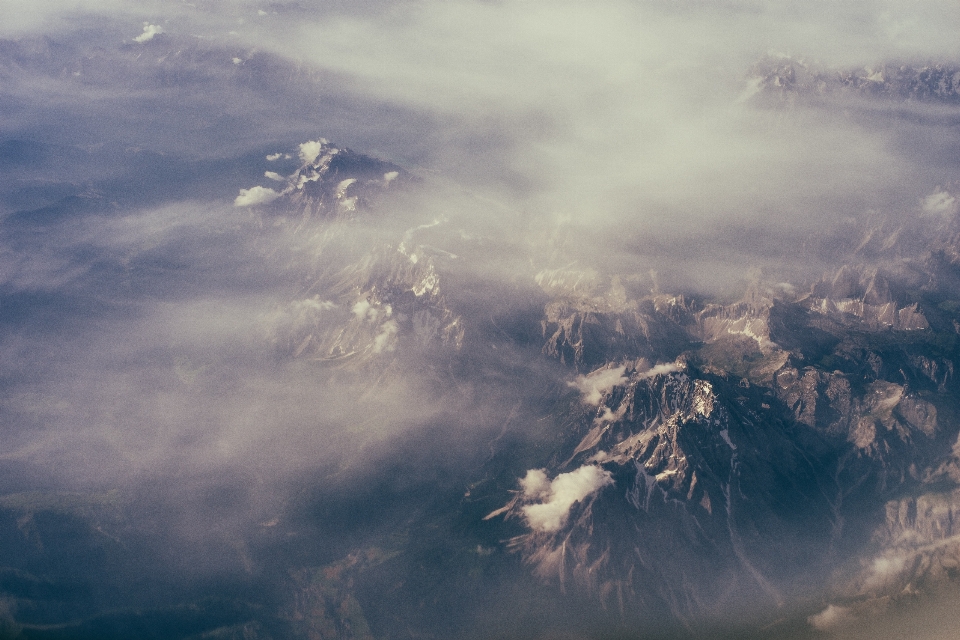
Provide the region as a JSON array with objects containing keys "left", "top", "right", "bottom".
[{"left": 4, "top": 1, "right": 960, "bottom": 636}]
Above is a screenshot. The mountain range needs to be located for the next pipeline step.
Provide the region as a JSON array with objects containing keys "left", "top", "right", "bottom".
[{"left": 3, "top": 53, "right": 960, "bottom": 639}]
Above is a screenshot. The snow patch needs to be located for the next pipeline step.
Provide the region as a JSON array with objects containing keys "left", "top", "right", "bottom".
[
  {"left": 411, "top": 268, "right": 439, "bottom": 297},
  {"left": 720, "top": 429, "right": 736, "bottom": 450},
  {"left": 691, "top": 380, "right": 715, "bottom": 418},
  {"left": 655, "top": 469, "right": 678, "bottom": 482},
  {"left": 336, "top": 178, "right": 357, "bottom": 197}
]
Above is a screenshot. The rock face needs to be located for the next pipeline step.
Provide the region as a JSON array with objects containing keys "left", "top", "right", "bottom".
[
  {"left": 498, "top": 364, "right": 840, "bottom": 625},
  {"left": 250, "top": 139, "right": 413, "bottom": 222},
  {"left": 474, "top": 179, "right": 960, "bottom": 631},
  {"left": 252, "top": 142, "right": 464, "bottom": 365},
  {"left": 248, "top": 137, "right": 960, "bottom": 632},
  {"left": 748, "top": 57, "right": 960, "bottom": 105}
]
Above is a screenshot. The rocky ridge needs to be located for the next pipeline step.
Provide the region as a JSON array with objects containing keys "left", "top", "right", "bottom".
[
  {"left": 239, "top": 137, "right": 960, "bottom": 633},
  {"left": 250, "top": 142, "right": 464, "bottom": 365},
  {"left": 748, "top": 56, "right": 960, "bottom": 105},
  {"left": 479, "top": 189, "right": 960, "bottom": 630}
]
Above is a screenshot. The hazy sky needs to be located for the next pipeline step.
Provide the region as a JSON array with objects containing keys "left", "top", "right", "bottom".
[{"left": 6, "top": 0, "right": 960, "bottom": 218}]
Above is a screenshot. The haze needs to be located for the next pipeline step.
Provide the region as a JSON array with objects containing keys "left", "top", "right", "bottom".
[{"left": 3, "top": 1, "right": 960, "bottom": 638}]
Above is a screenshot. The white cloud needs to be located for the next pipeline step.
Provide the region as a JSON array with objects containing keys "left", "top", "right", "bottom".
[
  {"left": 570, "top": 363, "right": 680, "bottom": 407},
  {"left": 639, "top": 362, "right": 680, "bottom": 379},
  {"left": 520, "top": 468, "right": 550, "bottom": 499},
  {"left": 295, "top": 296, "right": 335, "bottom": 313},
  {"left": 265, "top": 296, "right": 335, "bottom": 331},
  {"left": 593, "top": 404, "right": 624, "bottom": 426},
  {"left": 213, "top": 0, "right": 960, "bottom": 277},
  {"left": 352, "top": 298, "right": 375, "bottom": 320},
  {"left": 234, "top": 186, "right": 280, "bottom": 206},
  {"left": 808, "top": 604, "right": 854, "bottom": 631},
  {"left": 264, "top": 171, "right": 284, "bottom": 182},
  {"left": 923, "top": 190, "right": 958, "bottom": 216},
  {"left": 298, "top": 140, "right": 326, "bottom": 165},
  {"left": 862, "top": 554, "right": 908, "bottom": 591},
  {"left": 521, "top": 465, "right": 613, "bottom": 533},
  {"left": 570, "top": 366, "right": 628, "bottom": 406},
  {"left": 134, "top": 23, "right": 163, "bottom": 43},
  {"left": 265, "top": 153, "right": 282, "bottom": 161},
  {"left": 372, "top": 320, "right": 399, "bottom": 353}
]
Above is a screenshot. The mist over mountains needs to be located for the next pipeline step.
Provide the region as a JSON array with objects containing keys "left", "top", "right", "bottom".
[{"left": 4, "top": 2, "right": 960, "bottom": 639}]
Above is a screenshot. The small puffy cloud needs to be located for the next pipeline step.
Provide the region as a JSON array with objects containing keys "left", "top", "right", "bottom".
[
  {"left": 266, "top": 153, "right": 282, "bottom": 161},
  {"left": 521, "top": 465, "right": 613, "bottom": 533},
  {"left": 862, "top": 554, "right": 908, "bottom": 591},
  {"left": 372, "top": 320, "right": 399, "bottom": 353},
  {"left": 352, "top": 299, "right": 374, "bottom": 320},
  {"left": 352, "top": 299, "right": 392, "bottom": 323},
  {"left": 299, "top": 139, "right": 327, "bottom": 165},
  {"left": 134, "top": 23, "right": 163, "bottom": 43},
  {"left": 232, "top": 57, "right": 243, "bottom": 65},
  {"left": 569, "top": 362, "right": 678, "bottom": 407},
  {"left": 639, "top": 362, "right": 680, "bottom": 379},
  {"left": 775, "top": 282, "right": 797, "bottom": 295},
  {"left": 520, "top": 468, "right": 550, "bottom": 499},
  {"left": 808, "top": 604, "right": 854, "bottom": 631},
  {"left": 570, "top": 366, "right": 627, "bottom": 406},
  {"left": 593, "top": 404, "right": 624, "bottom": 426},
  {"left": 922, "top": 189, "right": 958, "bottom": 217},
  {"left": 234, "top": 186, "right": 280, "bottom": 206},
  {"left": 264, "top": 171, "right": 285, "bottom": 182},
  {"left": 292, "top": 296, "right": 335, "bottom": 314},
  {"left": 260, "top": 296, "right": 336, "bottom": 344}
]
